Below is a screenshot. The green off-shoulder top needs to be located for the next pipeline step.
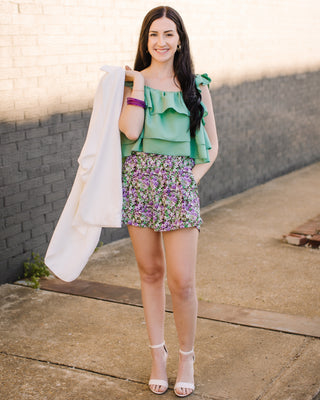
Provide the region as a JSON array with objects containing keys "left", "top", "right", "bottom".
[{"left": 121, "top": 73, "right": 212, "bottom": 164}]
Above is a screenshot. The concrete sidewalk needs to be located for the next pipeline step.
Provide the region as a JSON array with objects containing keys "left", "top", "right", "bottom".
[{"left": 1, "top": 162, "right": 320, "bottom": 400}]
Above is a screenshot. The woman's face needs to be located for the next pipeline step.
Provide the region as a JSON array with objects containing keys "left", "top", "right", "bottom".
[{"left": 147, "top": 16, "right": 180, "bottom": 64}]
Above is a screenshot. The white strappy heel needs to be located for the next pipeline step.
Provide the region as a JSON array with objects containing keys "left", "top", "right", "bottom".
[
  {"left": 174, "top": 348, "right": 195, "bottom": 398},
  {"left": 148, "top": 341, "right": 168, "bottom": 395}
]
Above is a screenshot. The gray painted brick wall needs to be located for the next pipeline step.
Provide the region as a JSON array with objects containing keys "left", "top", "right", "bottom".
[{"left": 1, "top": 70, "right": 320, "bottom": 283}]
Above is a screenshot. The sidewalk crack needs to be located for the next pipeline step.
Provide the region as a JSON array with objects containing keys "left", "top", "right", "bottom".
[{"left": 255, "top": 337, "right": 312, "bottom": 400}]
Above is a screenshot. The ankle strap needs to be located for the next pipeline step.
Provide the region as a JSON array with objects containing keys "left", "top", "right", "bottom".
[
  {"left": 179, "top": 348, "right": 194, "bottom": 356},
  {"left": 149, "top": 341, "right": 165, "bottom": 349}
]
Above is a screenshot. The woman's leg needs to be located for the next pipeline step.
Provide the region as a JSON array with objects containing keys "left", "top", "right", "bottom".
[
  {"left": 128, "top": 225, "right": 167, "bottom": 392},
  {"left": 162, "top": 227, "right": 199, "bottom": 396}
]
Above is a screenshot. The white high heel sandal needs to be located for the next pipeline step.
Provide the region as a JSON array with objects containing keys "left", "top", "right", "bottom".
[
  {"left": 148, "top": 341, "right": 169, "bottom": 395},
  {"left": 174, "top": 348, "right": 195, "bottom": 398}
]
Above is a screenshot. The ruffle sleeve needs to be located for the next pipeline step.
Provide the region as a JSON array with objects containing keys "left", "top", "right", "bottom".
[
  {"left": 195, "top": 73, "right": 212, "bottom": 89},
  {"left": 191, "top": 73, "right": 212, "bottom": 163},
  {"left": 195, "top": 73, "right": 212, "bottom": 123}
]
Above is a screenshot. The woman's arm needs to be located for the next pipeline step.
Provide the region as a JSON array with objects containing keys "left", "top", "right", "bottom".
[
  {"left": 192, "top": 84, "right": 219, "bottom": 184},
  {"left": 119, "top": 66, "right": 145, "bottom": 141}
]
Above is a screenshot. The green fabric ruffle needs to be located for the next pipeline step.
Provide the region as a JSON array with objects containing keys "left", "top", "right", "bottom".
[{"left": 121, "top": 73, "right": 212, "bottom": 164}]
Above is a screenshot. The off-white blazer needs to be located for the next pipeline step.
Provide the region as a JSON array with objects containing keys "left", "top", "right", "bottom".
[{"left": 45, "top": 65, "right": 125, "bottom": 282}]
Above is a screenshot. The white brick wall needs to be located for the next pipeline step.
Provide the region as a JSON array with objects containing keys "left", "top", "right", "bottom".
[
  {"left": 1, "top": 0, "right": 320, "bottom": 123},
  {"left": 1, "top": 0, "right": 320, "bottom": 284}
]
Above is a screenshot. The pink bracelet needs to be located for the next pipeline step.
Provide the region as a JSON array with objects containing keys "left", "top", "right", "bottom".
[{"left": 127, "top": 97, "right": 146, "bottom": 109}]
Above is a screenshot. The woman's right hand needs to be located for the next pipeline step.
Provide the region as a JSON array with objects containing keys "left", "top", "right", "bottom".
[
  {"left": 124, "top": 65, "right": 144, "bottom": 86},
  {"left": 119, "top": 66, "right": 145, "bottom": 140}
]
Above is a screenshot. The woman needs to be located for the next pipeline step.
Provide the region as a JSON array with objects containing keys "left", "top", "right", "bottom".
[{"left": 119, "top": 6, "right": 218, "bottom": 397}]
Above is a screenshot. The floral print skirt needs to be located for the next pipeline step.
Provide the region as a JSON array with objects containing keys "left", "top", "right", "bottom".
[{"left": 122, "top": 152, "right": 202, "bottom": 231}]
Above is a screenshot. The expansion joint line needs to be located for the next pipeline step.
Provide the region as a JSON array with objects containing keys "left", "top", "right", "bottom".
[{"left": 0, "top": 350, "right": 145, "bottom": 386}]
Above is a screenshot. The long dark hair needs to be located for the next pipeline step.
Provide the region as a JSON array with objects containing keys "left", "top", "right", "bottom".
[{"left": 134, "top": 6, "right": 204, "bottom": 137}]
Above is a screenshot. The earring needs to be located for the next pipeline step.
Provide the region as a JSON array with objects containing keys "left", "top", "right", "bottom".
[{"left": 177, "top": 44, "right": 181, "bottom": 51}]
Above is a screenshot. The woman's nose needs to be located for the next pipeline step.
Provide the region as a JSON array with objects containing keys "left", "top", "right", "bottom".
[{"left": 157, "top": 35, "right": 165, "bottom": 46}]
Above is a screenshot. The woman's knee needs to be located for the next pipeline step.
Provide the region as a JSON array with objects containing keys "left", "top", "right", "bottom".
[
  {"left": 168, "top": 277, "right": 196, "bottom": 301},
  {"left": 138, "top": 259, "right": 165, "bottom": 285}
]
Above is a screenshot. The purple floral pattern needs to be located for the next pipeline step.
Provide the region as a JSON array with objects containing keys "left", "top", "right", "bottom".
[{"left": 122, "top": 152, "right": 202, "bottom": 231}]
